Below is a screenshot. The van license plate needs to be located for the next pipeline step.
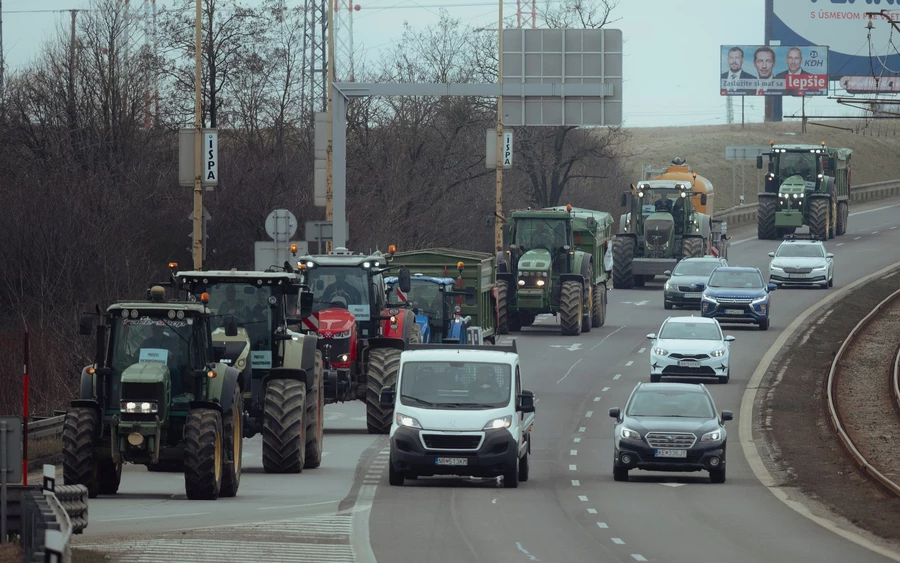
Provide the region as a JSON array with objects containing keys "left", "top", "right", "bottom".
[
  {"left": 655, "top": 449, "right": 687, "bottom": 458},
  {"left": 435, "top": 457, "right": 468, "bottom": 466}
]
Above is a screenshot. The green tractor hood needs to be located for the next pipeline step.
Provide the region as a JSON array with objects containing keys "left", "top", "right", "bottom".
[
  {"left": 121, "top": 360, "right": 171, "bottom": 384},
  {"left": 643, "top": 212, "right": 674, "bottom": 255},
  {"left": 778, "top": 174, "right": 808, "bottom": 196},
  {"left": 517, "top": 248, "right": 553, "bottom": 273}
]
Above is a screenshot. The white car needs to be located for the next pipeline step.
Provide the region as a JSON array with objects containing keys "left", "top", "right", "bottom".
[
  {"left": 768, "top": 238, "right": 834, "bottom": 288},
  {"left": 647, "top": 316, "right": 735, "bottom": 384}
]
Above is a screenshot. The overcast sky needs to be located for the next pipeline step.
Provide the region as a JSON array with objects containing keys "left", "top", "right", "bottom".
[{"left": 1, "top": 0, "right": 871, "bottom": 127}]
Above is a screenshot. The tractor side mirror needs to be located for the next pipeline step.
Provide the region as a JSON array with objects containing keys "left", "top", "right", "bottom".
[
  {"left": 380, "top": 385, "right": 395, "bottom": 409},
  {"left": 620, "top": 192, "right": 627, "bottom": 207},
  {"left": 224, "top": 315, "right": 238, "bottom": 337},
  {"left": 756, "top": 155, "right": 763, "bottom": 169},
  {"left": 298, "top": 291, "right": 313, "bottom": 318},
  {"left": 768, "top": 161, "right": 774, "bottom": 173},
  {"left": 700, "top": 194, "right": 707, "bottom": 206},
  {"left": 465, "top": 286, "right": 476, "bottom": 306},
  {"left": 79, "top": 314, "right": 94, "bottom": 336},
  {"left": 398, "top": 267, "right": 412, "bottom": 294}
]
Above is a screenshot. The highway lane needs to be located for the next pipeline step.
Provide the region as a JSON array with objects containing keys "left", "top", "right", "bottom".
[{"left": 367, "top": 197, "right": 900, "bottom": 563}]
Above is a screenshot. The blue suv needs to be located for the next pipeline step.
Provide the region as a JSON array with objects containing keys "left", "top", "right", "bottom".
[{"left": 701, "top": 267, "right": 776, "bottom": 330}]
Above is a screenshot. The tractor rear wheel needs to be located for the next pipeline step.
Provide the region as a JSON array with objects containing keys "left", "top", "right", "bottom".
[
  {"left": 758, "top": 196, "right": 777, "bottom": 240},
  {"left": 262, "top": 379, "right": 307, "bottom": 473},
  {"left": 366, "top": 348, "right": 401, "bottom": 434},
  {"left": 220, "top": 386, "right": 244, "bottom": 497},
  {"left": 62, "top": 407, "right": 100, "bottom": 498},
  {"left": 591, "top": 283, "right": 606, "bottom": 327},
  {"left": 809, "top": 198, "right": 829, "bottom": 240},
  {"left": 304, "top": 350, "right": 325, "bottom": 469},
  {"left": 836, "top": 201, "right": 848, "bottom": 236},
  {"left": 559, "top": 280, "right": 583, "bottom": 336},
  {"left": 582, "top": 281, "right": 592, "bottom": 333},
  {"left": 612, "top": 237, "right": 635, "bottom": 289},
  {"left": 496, "top": 281, "right": 509, "bottom": 334},
  {"left": 682, "top": 237, "right": 705, "bottom": 258},
  {"left": 184, "top": 408, "right": 224, "bottom": 500}
]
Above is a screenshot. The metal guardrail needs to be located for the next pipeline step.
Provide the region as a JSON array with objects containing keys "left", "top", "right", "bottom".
[
  {"left": 825, "top": 287, "right": 900, "bottom": 499},
  {"left": 29, "top": 416, "right": 65, "bottom": 440},
  {"left": 16, "top": 467, "right": 88, "bottom": 563},
  {"left": 712, "top": 179, "right": 900, "bottom": 229}
]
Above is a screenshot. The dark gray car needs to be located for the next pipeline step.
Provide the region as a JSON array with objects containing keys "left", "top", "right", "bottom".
[{"left": 663, "top": 257, "right": 728, "bottom": 309}]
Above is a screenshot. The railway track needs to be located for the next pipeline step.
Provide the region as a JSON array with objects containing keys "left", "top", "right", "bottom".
[{"left": 827, "top": 285, "right": 900, "bottom": 497}]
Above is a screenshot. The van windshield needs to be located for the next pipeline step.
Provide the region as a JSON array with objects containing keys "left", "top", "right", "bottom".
[{"left": 399, "top": 361, "right": 511, "bottom": 410}]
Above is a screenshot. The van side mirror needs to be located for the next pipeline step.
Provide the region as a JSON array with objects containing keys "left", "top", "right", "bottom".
[
  {"left": 380, "top": 385, "right": 396, "bottom": 409},
  {"left": 721, "top": 410, "right": 733, "bottom": 422},
  {"left": 398, "top": 267, "right": 411, "bottom": 294},
  {"left": 224, "top": 315, "right": 238, "bottom": 337},
  {"left": 700, "top": 194, "right": 707, "bottom": 206},
  {"left": 79, "top": 314, "right": 94, "bottom": 336},
  {"left": 756, "top": 155, "right": 763, "bottom": 169},
  {"left": 608, "top": 407, "right": 621, "bottom": 420},
  {"left": 517, "top": 389, "right": 535, "bottom": 413}
]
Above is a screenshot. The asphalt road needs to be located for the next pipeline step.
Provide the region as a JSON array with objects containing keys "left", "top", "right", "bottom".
[{"left": 73, "top": 197, "right": 900, "bottom": 563}]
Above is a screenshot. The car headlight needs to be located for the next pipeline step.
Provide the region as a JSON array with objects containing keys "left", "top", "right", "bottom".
[
  {"left": 702, "top": 295, "right": 717, "bottom": 303},
  {"left": 710, "top": 348, "right": 726, "bottom": 357},
  {"left": 770, "top": 264, "right": 783, "bottom": 271},
  {"left": 812, "top": 265, "right": 827, "bottom": 271},
  {"left": 396, "top": 412, "right": 422, "bottom": 428},
  {"left": 121, "top": 400, "right": 158, "bottom": 414},
  {"left": 664, "top": 282, "right": 675, "bottom": 290},
  {"left": 483, "top": 415, "right": 512, "bottom": 430},
  {"left": 620, "top": 427, "right": 641, "bottom": 440},
  {"left": 653, "top": 346, "right": 669, "bottom": 356},
  {"left": 701, "top": 429, "right": 723, "bottom": 442},
  {"left": 751, "top": 296, "right": 767, "bottom": 305}
]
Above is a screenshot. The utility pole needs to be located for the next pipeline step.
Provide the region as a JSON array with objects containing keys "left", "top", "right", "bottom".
[
  {"left": 192, "top": 0, "right": 203, "bottom": 269},
  {"left": 0, "top": 0, "right": 4, "bottom": 100},
  {"left": 325, "top": 0, "right": 335, "bottom": 252},
  {"left": 494, "top": 0, "right": 504, "bottom": 252},
  {"left": 67, "top": 10, "right": 77, "bottom": 126}
]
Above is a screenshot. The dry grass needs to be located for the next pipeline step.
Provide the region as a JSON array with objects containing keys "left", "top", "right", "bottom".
[
  {"left": 28, "top": 436, "right": 62, "bottom": 465},
  {"left": 620, "top": 119, "right": 900, "bottom": 211},
  {"left": 73, "top": 548, "right": 116, "bottom": 562},
  {"left": 0, "top": 541, "right": 22, "bottom": 563}
]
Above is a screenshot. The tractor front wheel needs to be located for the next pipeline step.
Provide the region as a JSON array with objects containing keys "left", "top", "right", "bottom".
[
  {"left": 262, "top": 379, "right": 308, "bottom": 473},
  {"left": 559, "top": 280, "right": 583, "bottom": 336},
  {"left": 366, "top": 348, "right": 402, "bottom": 434},
  {"left": 612, "top": 238, "right": 635, "bottom": 289},
  {"left": 304, "top": 350, "right": 325, "bottom": 469},
  {"left": 184, "top": 409, "right": 224, "bottom": 500},
  {"left": 62, "top": 407, "right": 100, "bottom": 498},
  {"left": 220, "top": 386, "right": 244, "bottom": 497}
]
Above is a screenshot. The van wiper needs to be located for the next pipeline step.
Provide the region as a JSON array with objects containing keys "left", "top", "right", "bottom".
[
  {"left": 441, "top": 402, "right": 491, "bottom": 409},
  {"left": 400, "top": 394, "right": 435, "bottom": 407}
]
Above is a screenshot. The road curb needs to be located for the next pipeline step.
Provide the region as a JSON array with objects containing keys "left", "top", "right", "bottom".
[{"left": 739, "top": 259, "right": 900, "bottom": 562}]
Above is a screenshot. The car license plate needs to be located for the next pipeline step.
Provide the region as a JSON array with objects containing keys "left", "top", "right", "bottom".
[
  {"left": 435, "top": 457, "right": 468, "bottom": 466},
  {"left": 678, "top": 360, "right": 700, "bottom": 368},
  {"left": 655, "top": 449, "right": 688, "bottom": 458},
  {"left": 725, "top": 309, "right": 743, "bottom": 315},
  {"left": 788, "top": 273, "right": 807, "bottom": 279},
  {"left": 684, "top": 292, "right": 701, "bottom": 298}
]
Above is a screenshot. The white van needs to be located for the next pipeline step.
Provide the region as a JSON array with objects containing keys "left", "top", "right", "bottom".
[{"left": 379, "top": 342, "right": 535, "bottom": 488}]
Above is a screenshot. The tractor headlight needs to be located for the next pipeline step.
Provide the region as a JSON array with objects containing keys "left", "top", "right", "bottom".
[
  {"left": 121, "top": 400, "right": 158, "bottom": 414},
  {"left": 536, "top": 279, "right": 545, "bottom": 287},
  {"left": 338, "top": 353, "right": 349, "bottom": 362},
  {"left": 518, "top": 279, "right": 525, "bottom": 286}
]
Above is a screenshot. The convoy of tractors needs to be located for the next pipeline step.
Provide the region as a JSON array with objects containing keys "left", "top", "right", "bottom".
[{"left": 61, "top": 147, "right": 851, "bottom": 499}]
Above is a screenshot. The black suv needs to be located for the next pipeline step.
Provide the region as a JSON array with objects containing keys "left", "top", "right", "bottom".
[{"left": 608, "top": 382, "right": 732, "bottom": 483}]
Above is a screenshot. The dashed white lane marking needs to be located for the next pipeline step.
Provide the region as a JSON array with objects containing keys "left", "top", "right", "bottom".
[
  {"left": 569, "top": 464, "right": 577, "bottom": 471},
  {"left": 515, "top": 542, "right": 540, "bottom": 561},
  {"left": 585, "top": 411, "right": 593, "bottom": 417},
  {"left": 612, "top": 538, "right": 625, "bottom": 545},
  {"left": 613, "top": 374, "right": 622, "bottom": 380},
  {"left": 854, "top": 236, "right": 862, "bottom": 240},
  {"left": 873, "top": 231, "right": 879, "bottom": 234},
  {"left": 578, "top": 427, "right": 586, "bottom": 432},
  {"left": 593, "top": 396, "right": 601, "bottom": 402},
  {"left": 625, "top": 360, "right": 633, "bottom": 367},
  {"left": 602, "top": 387, "right": 610, "bottom": 392},
  {"left": 597, "top": 522, "right": 608, "bottom": 529},
  {"left": 573, "top": 438, "right": 582, "bottom": 443},
  {"left": 556, "top": 358, "right": 584, "bottom": 385},
  {"left": 572, "top": 480, "right": 580, "bottom": 486},
  {"left": 587, "top": 509, "right": 597, "bottom": 515},
  {"left": 892, "top": 226, "right": 898, "bottom": 230},
  {"left": 638, "top": 348, "right": 645, "bottom": 354},
  {"left": 836, "top": 243, "right": 844, "bottom": 246},
  {"left": 570, "top": 450, "right": 578, "bottom": 456},
  {"left": 632, "top": 555, "right": 648, "bottom": 562},
  {"left": 578, "top": 495, "right": 589, "bottom": 502}
]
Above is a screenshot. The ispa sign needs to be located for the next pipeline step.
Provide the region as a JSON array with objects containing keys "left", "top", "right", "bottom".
[{"left": 770, "top": 0, "right": 900, "bottom": 79}]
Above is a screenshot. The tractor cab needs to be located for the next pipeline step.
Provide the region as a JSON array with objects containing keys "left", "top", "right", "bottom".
[
  {"left": 384, "top": 273, "right": 474, "bottom": 343},
  {"left": 510, "top": 213, "right": 571, "bottom": 275}
]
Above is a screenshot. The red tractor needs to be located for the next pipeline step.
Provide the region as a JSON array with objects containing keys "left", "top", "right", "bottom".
[{"left": 292, "top": 246, "right": 420, "bottom": 434}]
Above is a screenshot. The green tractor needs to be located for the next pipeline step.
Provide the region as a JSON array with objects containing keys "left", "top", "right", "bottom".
[
  {"left": 63, "top": 286, "right": 245, "bottom": 500},
  {"left": 169, "top": 266, "right": 324, "bottom": 474},
  {"left": 756, "top": 142, "right": 852, "bottom": 240},
  {"left": 613, "top": 180, "right": 712, "bottom": 289},
  {"left": 497, "top": 205, "right": 613, "bottom": 336}
]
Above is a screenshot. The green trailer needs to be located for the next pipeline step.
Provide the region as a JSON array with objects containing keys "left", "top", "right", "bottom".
[
  {"left": 498, "top": 205, "right": 614, "bottom": 336},
  {"left": 386, "top": 248, "right": 502, "bottom": 344},
  {"left": 756, "top": 143, "right": 853, "bottom": 240}
]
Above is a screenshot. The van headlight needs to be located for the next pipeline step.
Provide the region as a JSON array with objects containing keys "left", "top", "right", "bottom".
[
  {"left": 396, "top": 412, "right": 422, "bottom": 428},
  {"left": 483, "top": 415, "right": 512, "bottom": 430}
]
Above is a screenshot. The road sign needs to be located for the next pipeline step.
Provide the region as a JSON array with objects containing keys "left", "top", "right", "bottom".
[
  {"left": 254, "top": 240, "right": 307, "bottom": 271},
  {"left": 179, "top": 128, "right": 219, "bottom": 187},
  {"left": 501, "top": 28, "right": 623, "bottom": 126},
  {"left": 725, "top": 146, "right": 771, "bottom": 161},
  {"left": 503, "top": 132, "right": 513, "bottom": 167},
  {"left": 485, "top": 129, "right": 513, "bottom": 169},
  {"left": 265, "top": 209, "right": 298, "bottom": 242},
  {"left": 1, "top": 416, "right": 22, "bottom": 484}
]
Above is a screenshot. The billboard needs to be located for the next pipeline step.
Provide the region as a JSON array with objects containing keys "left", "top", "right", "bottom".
[
  {"left": 720, "top": 45, "right": 829, "bottom": 96},
  {"left": 770, "top": 0, "right": 900, "bottom": 79}
]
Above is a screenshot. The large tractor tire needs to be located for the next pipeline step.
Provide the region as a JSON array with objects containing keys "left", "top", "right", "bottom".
[
  {"left": 612, "top": 237, "right": 635, "bottom": 289},
  {"left": 62, "top": 407, "right": 100, "bottom": 498},
  {"left": 220, "top": 385, "right": 244, "bottom": 497},
  {"left": 582, "top": 282, "right": 592, "bottom": 333},
  {"left": 682, "top": 237, "right": 705, "bottom": 258},
  {"left": 836, "top": 201, "right": 848, "bottom": 236},
  {"left": 559, "top": 280, "right": 583, "bottom": 336},
  {"left": 410, "top": 323, "right": 422, "bottom": 344},
  {"left": 591, "top": 283, "right": 606, "bottom": 327},
  {"left": 366, "top": 348, "right": 401, "bottom": 434},
  {"left": 184, "top": 408, "right": 224, "bottom": 500},
  {"left": 809, "top": 197, "right": 829, "bottom": 240},
  {"left": 304, "top": 350, "right": 325, "bottom": 469},
  {"left": 496, "top": 281, "right": 509, "bottom": 335},
  {"left": 757, "top": 196, "right": 777, "bottom": 240},
  {"left": 262, "top": 379, "right": 307, "bottom": 473}
]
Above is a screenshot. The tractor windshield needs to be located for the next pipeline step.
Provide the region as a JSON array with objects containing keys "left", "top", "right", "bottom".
[
  {"left": 305, "top": 266, "right": 371, "bottom": 320},
  {"left": 642, "top": 189, "right": 685, "bottom": 215},
  {"left": 109, "top": 315, "right": 198, "bottom": 397},
  {"left": 197, "top": 282, "right": 273, "bottom": 351},
  {"left": 513, "top": 219, "right": 567, "bottom": 251},
  {"left": 777, "top": 152, "right": 817, "bottom": 182},
  {"left": 407, "top": 279, "right": 445, "bottom": 321}
]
